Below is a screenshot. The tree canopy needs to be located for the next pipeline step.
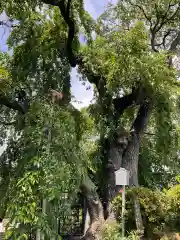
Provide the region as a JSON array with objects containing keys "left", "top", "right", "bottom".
[{"left": 0, "top": 0, "right": 180, "bottom": 239}]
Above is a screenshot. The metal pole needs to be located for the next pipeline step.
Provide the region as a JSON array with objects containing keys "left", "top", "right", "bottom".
[{"left": 121, "top": 185, "right": 126, "bottom": 238}]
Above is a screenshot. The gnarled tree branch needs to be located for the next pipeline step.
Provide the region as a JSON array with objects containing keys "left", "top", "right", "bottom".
[
  {"left": 76, "top": 56, "right": 100, "bottom": 89},
  {"left": 132, "top": 101, "right": 152, "bottom": 136},
  {"left": 0, "top": 20, "right": 17, "bottom": 28},
  {"left": 129, "top": 0, "right": 180, "bottom": 52},
  {"left": 113, "top": 86, "right": 147, "bottom": 122},
  {"left": 167, "top": 30, "right": 180, "bottom": 66},
  {"left": 0, "top": 120, "right": 16, "bottom": 126},
  {"left": 42, "top": 0, "right": 76, "bottom": 67},
  {"left": 154, "top": 29, "right": 177, "bottom": 49},
  {"left": 169, "top": 30, "right": 180, "bottom": 51},
  {"left": 0, "top": 95, "right": 25, "bottom": 113},
  {"left": 41, "top": 0, "right": 108, "bottom": 99}
]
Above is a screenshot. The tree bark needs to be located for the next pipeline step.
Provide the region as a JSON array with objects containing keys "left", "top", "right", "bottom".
[
  {"left": 36, "top": 229, "right": 41, "bottom": 240},
  {"left": 81, "top": 175, "right": 104, "bottom": 240},
  {"left": 0, "top": 95, "right": 26, "bottom": 113},
  {"left": 122, "top": 102, "right": 152, "bottom": 233},
  {"left": 122, "top": 132, "right": 144, "bottom": 232},
  {"left": 83, "top": 208, "right": 90, "bottom": 236},
  {"left": 102, "top": 160, "right": 116, "bottom": 221},
  {"left": 80, "top": 100, "right": 152, "bottom": 238}
]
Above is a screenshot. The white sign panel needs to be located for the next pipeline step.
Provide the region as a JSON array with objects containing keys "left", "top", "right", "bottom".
[{"left": 115, "top": 168, "right": 129, "bottom": 186}]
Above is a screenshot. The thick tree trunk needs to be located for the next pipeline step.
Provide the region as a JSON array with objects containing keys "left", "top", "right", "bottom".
[
  {"left": 122, "top": 102, "right": 152, "bottom": 234},
  {"left": 100, "top": 130, "right": 127, "bottom": 220},
  {"left": 122, "top": 132, "right": 144, "bottom": 232},
  {"left": 0, "top": 180, "right": 10, "bottom": 220},
  {"left": 122, "top": 132, "right": 139, "bottom": 186},
  {"left": 81, "top": 175, "right": 105, "bottom": 240},
  {"left": 81, "top": 99, "right": 151, "bottom": 238},
  {"left": 101, "top": 160, "right": 116, "bottom": 220},
  {"left": 36, "top": 229, "right": 41, "bottom": 240},
  {"left": 81, "top": 127, "right": 135, "bottom": 238}
]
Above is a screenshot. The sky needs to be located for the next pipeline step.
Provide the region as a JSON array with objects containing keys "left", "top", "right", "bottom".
[
  {"left": 0, "top": 0, "right": 117, "bottom": 109},
  {"left": 71, "top": 0, "right": 118, "bottom": 108}
]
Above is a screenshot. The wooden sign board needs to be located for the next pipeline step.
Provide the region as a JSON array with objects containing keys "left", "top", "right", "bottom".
[{"left": 115, "top": 168, "right": 129, "bottom": 186}]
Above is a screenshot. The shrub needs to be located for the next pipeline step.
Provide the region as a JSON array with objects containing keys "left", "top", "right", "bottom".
[
  {"left": 102, "top": 223, "right": 140, "bottom": 240},
  {"left": 113, "top": 187, "right": 168, "bottom": 237},
  {"left": 165, "top": 184, "right": 180, "bottom": 231},
  {"left": 113, "top": 186, "right": 180, "bottom": 238}
]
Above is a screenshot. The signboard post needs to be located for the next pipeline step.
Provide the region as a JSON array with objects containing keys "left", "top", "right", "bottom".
[
  {"left": 121, "top": 185, "right": 126, "bottom": 238},
  {"left": 115, "top": 168, "right": 129, "bottom": 238}
]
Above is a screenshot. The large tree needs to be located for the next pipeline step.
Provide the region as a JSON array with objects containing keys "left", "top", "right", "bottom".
[{"left": 0, "top": 0, "right": 180, "bottom": 239}]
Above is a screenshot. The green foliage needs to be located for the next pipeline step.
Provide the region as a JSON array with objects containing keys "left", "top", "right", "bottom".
[
  {"left": 176, "top": 175, "right": 180, "bottom": 183},
  {"left": 0, "top": 1, "right": 92, "bottom": 237},
  {"left": 165, "top": 184, "right": 180, "bottom": 231},
  {"left": 81, "top": 20, "right": 176, "bottom": 96},
  {"left": 80, "top": 12, "right": 180, "bottom": 183},
  {"left": 102, "top": 223, "right": 140, "bottom": 240},
  {"left": 5, "top": 171, "right": 41, "bottom": 239},
  {"left": 113, "top": 187, "right": 168, "bottom": 235},
  {"left": 0, "top": 0, "right": 180, "bottom": 238},
  {"left": 116, "top": 0, "right": 180, "bottom": 27},
  {"left": 102, "top": 223, "right": 122, "bottom": 240},
  {"left": 7, "top": 9, "right": 71, "bottom": 96},
  {"left": 0, "top": 100, "right": 86, "bottom": 238},
  {"left": 0, "top": 66, "right": 12, "bottom": 94},
  {"left": 80, "top": 107, "right": 97, "bottom": 136},
  {"left": 139, "top": 120, "right": 180, "bottom": 188},
  {"left": 113, "top": 186, "right": 180, "bottom": 238}
]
